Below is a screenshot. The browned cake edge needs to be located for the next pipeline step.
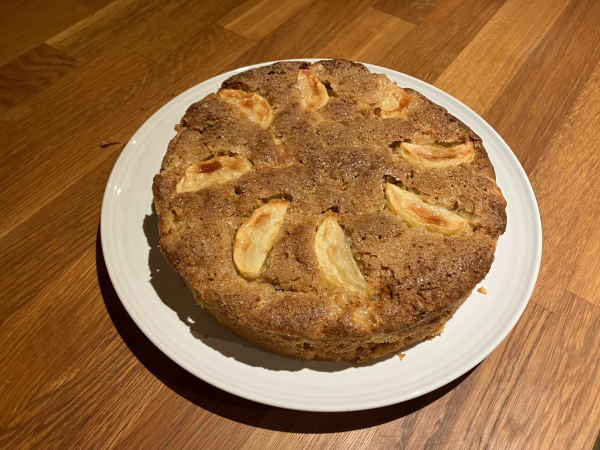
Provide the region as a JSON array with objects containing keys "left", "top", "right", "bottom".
[{"left": 185, "top": 280, "right": 471, "bottom": 363}]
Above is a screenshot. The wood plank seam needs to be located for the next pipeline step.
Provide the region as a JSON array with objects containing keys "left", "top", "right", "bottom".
[
  {"left": 433, "top": 0, "right": 570, "bottom": 115},
  {"left": 120, "top": 42, "right": 164, "bottom": 67},
  {"left": 45, "top": 0, "right": 142, "bottom": 57},
  {"left": 566, "top": 288, "right": 600, "bottom": 311},
  {"left": 530, "top": 299, "right": 553, "bottom": 314},
  {"left": 214, "top": 23, "right": 258, "bottom": 44},
  {"left": 482, "top": 0, "right": 600, "bottom": 175},
  {"left": 0, "top": 0, "right": 597, "bottom": 446}
]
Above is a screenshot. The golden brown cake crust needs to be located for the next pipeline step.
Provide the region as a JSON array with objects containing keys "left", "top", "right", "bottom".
[{"left": 152, "top": 59, "right": 507, "bottom": 362}]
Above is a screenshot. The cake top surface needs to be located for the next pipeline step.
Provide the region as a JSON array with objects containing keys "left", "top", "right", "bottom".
[{"left": 152, "top": 59, "right": 507, "bottom": 340}]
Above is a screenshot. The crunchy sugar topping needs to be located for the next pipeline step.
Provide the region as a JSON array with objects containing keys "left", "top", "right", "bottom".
[{"left": 152, "top": 60, "right": 506, "bottom": 362}]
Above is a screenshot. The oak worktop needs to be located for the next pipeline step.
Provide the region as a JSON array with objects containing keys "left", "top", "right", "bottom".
[{"left": 1, "top": 0, "right": 600, "bottom": 448}]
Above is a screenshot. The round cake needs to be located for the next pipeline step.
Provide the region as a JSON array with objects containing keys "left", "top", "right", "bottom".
[{"left": 152, "top": 59, "right": 507, "bottom": 363}]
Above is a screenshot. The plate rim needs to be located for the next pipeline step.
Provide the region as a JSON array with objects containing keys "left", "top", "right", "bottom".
[{"left": 100, "top": 59, "right": 543, "bottom": 412}]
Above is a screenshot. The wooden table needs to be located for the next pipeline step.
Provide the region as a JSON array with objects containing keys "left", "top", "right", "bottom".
[{"left": 2, "top": 0, "right": 600, "bottom": 448}]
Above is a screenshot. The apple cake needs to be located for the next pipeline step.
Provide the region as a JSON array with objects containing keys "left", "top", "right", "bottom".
[{"left": 152, "top": 59, "right": 507, "bottom": 363}]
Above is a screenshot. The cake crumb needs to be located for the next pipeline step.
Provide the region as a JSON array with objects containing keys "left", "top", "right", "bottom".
[
  {"left": 478, "top": 286, "right": 487, "bottom": 295},
  {"left": 398, "top": 352, "right": 406, "bottom": 361},
  {"left": 100, "top": 139, "right": 121, "bottom": 148}
]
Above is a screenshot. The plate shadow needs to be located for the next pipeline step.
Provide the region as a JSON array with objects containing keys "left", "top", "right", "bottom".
[
  {"left": 97, "top": 220, "right": 478, "bottom": 431},
  {"left": 96, "top": 227, "right": 477, "bottom": 434}
]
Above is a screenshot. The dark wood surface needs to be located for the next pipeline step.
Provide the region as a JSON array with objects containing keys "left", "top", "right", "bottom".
[{"left": 2, "top": 0, "right": 600, "bottom": 448}]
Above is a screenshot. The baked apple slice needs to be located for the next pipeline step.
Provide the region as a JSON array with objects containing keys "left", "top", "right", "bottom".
[
  {"left": 234, "top": 199, "right": 289, "bottom": 279},
  {"left": 218, "top": 89, "right": 274, "bottom": 129},
  {"left": 400, "top": 141, "right": 475, "bottom": 168},
  {"left": 315, "top": 216, "right": 368, "bottom": 292},
  {"left": 297, "top": 69, "right": 329, "bottom": 112},
  {"left": 385, "top": 183, "right": 469, "bottom": 236},
  {"left": 377, "top": 79, "right": 411, "bottom": 118},
  {"left": 176, "top": 156, "right": 252, "bottom": 193}
]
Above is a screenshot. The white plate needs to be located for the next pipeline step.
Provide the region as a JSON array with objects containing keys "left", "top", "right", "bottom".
[{"left": 101, "top": 60, "right": 542, "bottom": 412}]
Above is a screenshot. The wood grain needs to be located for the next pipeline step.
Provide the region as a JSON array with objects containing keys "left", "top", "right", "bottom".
[
  {"left": 77, "top": 0, "right": 118, "bottom": 11},
  {"left": 219, "top": 0, "right": 315, "bottom": 42},
  {"left": 117, "top": 0, "right": 248, "bottom": 63},
  {"left": 372, "top": 302, "right": 552, "bottom": 449},
  {"left": 0, "top": 246, "right": 164, "bottom": 449},
  {"left": 0, "top": 43, "right": 78, "bottom": 116},
  {"left": 0, "top": 44, "right": 165, "bottom": 236},
  {"left": 369, "top": 0, "right": 506, "bottom": 82},
  {"left": 527, "top": 56, "right": 600, "bottom": 312},
  {"left": 318, "top": 7, "right": 414, "bottom": 62},
  {"left": 0, "top": 0, "right": 93, "bottom": 67},
  {"left": 371, "top": 0, "right": 441, "bottom": 25},
  {"left": 483, "top": 0, "right": 600, "bottom": 174},
  {"left": 228, "top": 0, "right": 374, "bottom": 67},
  {"left": 568, "top": 228, "right": 600, "bottom": 307},
  {"left": 0, "top": 151, "right": 121, "bottom": 328},
  {"left": 1, "top": 0, "right": 600, "bottom": 448},
  {"left": 434, "top": 0, "right": 569, "bottom": 114}
]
